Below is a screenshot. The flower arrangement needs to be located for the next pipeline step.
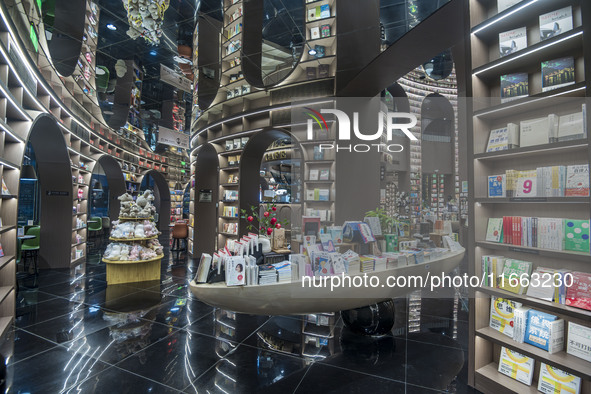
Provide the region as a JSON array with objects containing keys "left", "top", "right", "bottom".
[{"left": 241, "top": 203, "right": 289, "bottom": 236}]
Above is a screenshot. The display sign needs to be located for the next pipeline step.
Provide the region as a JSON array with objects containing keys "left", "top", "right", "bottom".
[
  {"left": 515, "top": 177, "right": 537, "bottom": 197},
  {"left": 158, "top": 126, "right": 190, "bottom": 150},
  {"left": 160, "top": 64, "right": 192, "bottom": 93},
  {"left": 46, "top": 191, "right": 70, "bottom": 196},
  {"left": 199, "top": 189, "right": 212, "bottom": 203}
]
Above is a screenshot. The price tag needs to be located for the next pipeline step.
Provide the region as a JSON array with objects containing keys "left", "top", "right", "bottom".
[{"left": 515, "top": 176, "right": 537, "bottom": 197}]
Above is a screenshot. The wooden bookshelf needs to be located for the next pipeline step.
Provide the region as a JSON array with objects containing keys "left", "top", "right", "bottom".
[{"left": 467, "top": 0, "right": 591, "bottom": 392}]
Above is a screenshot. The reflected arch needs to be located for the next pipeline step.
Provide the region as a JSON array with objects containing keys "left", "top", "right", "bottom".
[
  {"left": 93, "top": 155, "right": 126, "bottom": 221},
  {"left": 22, "top": 114, "right": 72, "bottom": 269},
  {"left": 193, "top": 143, "right": 220, "bottom": 257},
  {"left": 140, "top": 170, "right": 171, "bottom": 233}
]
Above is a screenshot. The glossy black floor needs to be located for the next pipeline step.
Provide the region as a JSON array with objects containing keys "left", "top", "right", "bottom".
[{"left": 10, "top": 233, "right": 479, "bottom": 393}]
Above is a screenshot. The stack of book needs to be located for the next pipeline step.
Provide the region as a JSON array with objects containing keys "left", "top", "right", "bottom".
[
  {"left": 258, "top": 264, "right": 277, "bottom": 285},
  {"left": 359, "top": 256, "right": 375, "bottom": 273},
  {"left": 274, "top": 262, "right": 292, "bottom": 283}
]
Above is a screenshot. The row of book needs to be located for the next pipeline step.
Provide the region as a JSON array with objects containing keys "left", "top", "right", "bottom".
[
  {"left": 485, "top": 217, "right": 590, "bottom": 253},
  {"left": 223, "top": 190, "right": 238, "bottom": 201},
  {"left": 224, "top": 137, "right": 249, "bottom": 151},
  {"left": 501, "top": 56, "right": 576, "bottom": 102},
  {"left": 485, "top": 107, "right": 586, "bottom": 152},
  {"left": 305, "top": 188, "right": 330, "bottom": 201},
  {"left": 221, "top": 223, "right": 237, "bottom": 235},
  {"left": 498, "top": 6, "right": 573, "bottom": 57},
  {"left": 222, "top": 206, "right": 238, "bottom": 217},
  {"left": 498, "top": 347, "right": 581, "bottom": 393},
  {"left": 487, "top": 164, "right": 589, "bottom": 198}
]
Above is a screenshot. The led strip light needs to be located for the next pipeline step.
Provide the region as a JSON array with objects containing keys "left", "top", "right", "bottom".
[{"left": 471, "top": 0, "right": 539, "bottom": 35}]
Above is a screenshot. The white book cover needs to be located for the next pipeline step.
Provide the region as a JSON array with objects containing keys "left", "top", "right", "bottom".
[
  {"left": 490, "top": 296, "right": 522, "bottom": 338},
  {"left": 558, "top": 111, "right": 585, "bottom": 141},
  {"left": 567, "top": 322, "right": 591, "bottom": 362},
  {"left": 565, "top": 164, "right": 590, "bottom": 197},
  {"left": 225, "top": 256, "right": 246, "bottom": 286},
  {"left": 507, "top": 123, "right": 520, "bottom": 148},
  {"left": 499, "top": 27, "right": 527, "bottom": 58},
  {"left": 498, "top": 347, "right": 534, "bottom": 385},
  {"left": 526, "top": 267, "right": 556, "bottom": 301},
  {"left": 497, "top": 0, "right": 521, "bottom": 13},
  {"left": 520, "top": 116, "right": 550, "bottom": 147},
  {"left": 309, "top": 169, "right": 319, "bottom": 180},
  {"left": 310, "top": 26, "right": 320, "bottom": 40},
  {"left": 538, "top": 363, "right": 581, "bottom": 394},
  {"left": 539, "top": 6, "right": 573, "bottom": 41},
  {"left": 195, "top": 253, "right": 212, "bottom": 283}
]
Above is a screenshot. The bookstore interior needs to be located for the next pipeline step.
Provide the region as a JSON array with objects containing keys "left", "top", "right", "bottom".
[{"left": 1, "top": 0, "right": 591, "bottom": 392}]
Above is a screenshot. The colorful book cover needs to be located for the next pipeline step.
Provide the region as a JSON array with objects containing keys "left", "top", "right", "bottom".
[
  {"left": 485, "top": 218, "right": 503, "bottom": 242},
  {"left": 328, "top": 226, "right": 343, "bottom": 245},
  {"left": 566, "top": 272, "right": 591, "bottom": 311},
  {"left": 319, "top": 4, "right": 330, "bottom": 18},
  {"left": 499, "top": 26, "right": 527, "bottom": 57},
  {"left": 320, "top": 24, "right": 330, "bottom": 38},
  {"left": 0, "top": 242, "right": 3, "bottom": 258},
  {"left": 1, "top": 179, "right": 9, "bottom": 195},
  {"left": 489, "top": 296, "right": 522, "bottom": 338},
  {"left": 539, "top": 6, "right": 573, "bottom": 41},
  {"left": 542, "top": 57, "right": 575, "bottom": 92},
  {"left": 524, "top": 309, "right": 564, "bottom": 353},
  {"left": 501, "top": 73, "right": 528, "bottom": 103},
  {"left": 538, "top": 363, "right": 581, "bottom": 394},
  {"left": 488, "top": 175, "right": 506, "bottom": 198},
  {"left": 564, "top": 219, "right": 590, "bottom": 253},
  {"left": 498, "top": 347, "right": 534, "bottom": 385},
  {"left": 565, "top": 165, "right": 590, "bottom": 197},
  {"left": 319, "top": 234, "right": 335, "bottom": 252}
]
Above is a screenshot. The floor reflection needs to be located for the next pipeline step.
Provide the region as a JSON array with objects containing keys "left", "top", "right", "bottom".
[{"left": 10, "top": 232, "right": 476, "bottom": 393}]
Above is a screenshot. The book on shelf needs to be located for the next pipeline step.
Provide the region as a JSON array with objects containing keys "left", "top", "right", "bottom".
[
  {"left": 498, "top": 259, "right": 532, "bottom": 294},
  {"left": 497, "top": 0, "right": 521, "bottom": 13},
  {"left": 485, "top": 218, "right": 503, "bottom": 242},
  {"left": 0, "top": 242, "right": 3, "bottom": 258},
  {"left": 525, "top": 267, "right": 564, "bottom": 302},
  {"left": 499, "top": 27, "right": 527, "bottom": 58},
  {"left": 320, "top": 4, "right": 330, "bottom": 18},
  {"left": 489, "top": 296, "right": 521, "bottom": 338},
  {"left": 485, "top": 124, "right": 519, "bottom": 152},
  {"left": 309, "top": 169, "right": 319, "bottom": 181},
  {"left": 542, "top": 56, "right": 576, "bottom": 92},
  {"left": 233, "top": 138, "right": 241, "bottom": 149},
  {"left": 313, "top": 45, "right": 325, "bottom": 58},
  {"left": 520, "top": 115, "right": 555, "bottom": 148},
  {"left": 498, "top": 347, "right": 534, "bottom": 385},
  {"left": 327, "top": 226, "right": 343, "bottom": 245},
  {"left": 318, "top": 64, "right": 330, "bottom": 78},
  {"left": 1, "top": 179, "right": 9, "bottom": 195},
  {"left": 320, "top": 24, "right": 330, "bottom": 37},
  {"left": 310, "top": 26, "right": 320, "bottom": 40},
  {"left": 488, "top": 175, "right": 506, "bottom": 198},
  {"left": 319, "top": 169, "right": 330, "bottom": 180},
  {"left": 523, "top": 309, "right": 564, "bottom": 353},
  {"left": 558, "top": 111, "right": 585, "bottom": 142},
  {"left": 241, "top": 137, "right": 249, "bottom": 148},
  {"left": 513, "top": 306, "right": 530, "bottom": 343},
  {"left": 566, "top": 321, "right": 591, "bottom": 362},
  {"left": 565, "top": 164, "right": 589, "bottom": 197},
  {"left": 514, "top": 170, "right": 537, "bottom": 197},
  {"left": 564, "top": 219, "right": 590, "bottom": 253},
  {"left": 306, "top": 67, "right": 317, "bottom": 80},
  {"left": 501, "top": 73, "right": 528, "bottom": 103},
  {"left": 566, "top": 272, "right": 591, "bottom": 311},
  {"left": 539, "top": 6, "right": 573, "bottom": 41},
  {"left": 538, "top": 363, "right": 581, "bottom": 394},
  {"left": 481, "top": 255, "right": 505, "bottom": 287}
]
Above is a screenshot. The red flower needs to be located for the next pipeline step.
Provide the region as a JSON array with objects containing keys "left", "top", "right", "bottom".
[
  {"left": 275, "top": 223, "right": 281, "bottom": 229},
  {"left": 272, "top": 206, "right": 277, "bottom": 211},
  {"left": 267, "top": 227, "right": 273, "bottom": 235},
  {"left": 263, "top": 211, "right": 270, "bottom": 218},
  {"left": 247, "top": 216, "right": 254, "bottom": 222},
  {"left": 270, "top": 217, "right": 277, "bottom": 225},
  {"left": 260, "top": 226, "right": 265, "bottom": 231}
]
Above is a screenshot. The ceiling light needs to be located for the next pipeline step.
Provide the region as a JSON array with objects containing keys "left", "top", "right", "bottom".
[
  {"left": 150, "top": 50, "right": 157, "bottom": 56},
  {"left": 308, "top": 48, "right": 317, "bottom": 56},
  {"left": 106, "top": 23, "right": 117, "bottom": 31}
]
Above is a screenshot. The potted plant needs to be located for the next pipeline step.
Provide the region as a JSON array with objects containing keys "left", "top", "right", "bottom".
[
  {"left": 241, "top": 203, "right": 289, "bottom": 252},
  {"left": 365, "top": 207, "right": 399, "bottom": 252}
]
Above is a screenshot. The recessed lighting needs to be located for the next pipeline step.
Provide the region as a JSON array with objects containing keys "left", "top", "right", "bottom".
[
  {"left": 308, "top": 48, "right": 317, "bottom": 56},
  {"left": 150, "top": 50, "right": 157, "bottom": 56},
  {"left": 106, "top": 23, "right": 117, "bottom": 31}
]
